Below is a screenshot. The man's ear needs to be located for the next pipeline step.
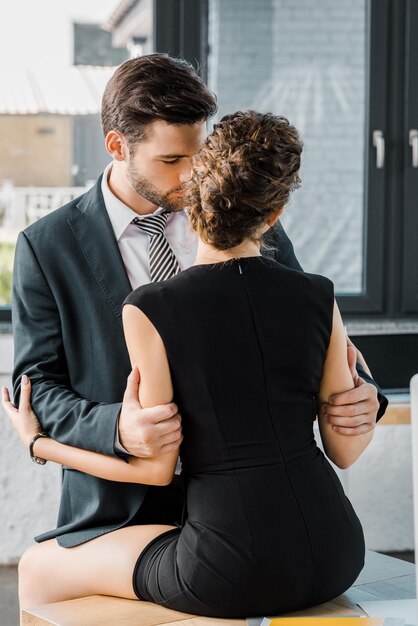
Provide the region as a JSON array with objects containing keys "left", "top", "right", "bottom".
[{"left": 105, "top": 131, "right": 128, "bottom": 161}]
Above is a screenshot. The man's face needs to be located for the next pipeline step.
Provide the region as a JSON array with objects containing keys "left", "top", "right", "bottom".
[{"left": 126, "top": 120, "right": 207, "bottom": 212}]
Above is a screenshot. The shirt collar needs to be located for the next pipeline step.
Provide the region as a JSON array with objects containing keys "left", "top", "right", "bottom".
[{"left": 101, "top": 163, "right": 166, "bottom": 242}]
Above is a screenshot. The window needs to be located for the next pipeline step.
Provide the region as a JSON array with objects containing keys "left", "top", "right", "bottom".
[{"left": 207, "top": 0, "right": 383, "bottom": 311}]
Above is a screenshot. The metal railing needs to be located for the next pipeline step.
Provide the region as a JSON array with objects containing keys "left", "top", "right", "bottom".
[{"left": 0, "top": 184, "right": 91, "bottom": 231}]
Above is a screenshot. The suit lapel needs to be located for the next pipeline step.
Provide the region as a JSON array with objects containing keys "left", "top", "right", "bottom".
[{"left": 67, "top": 175, "right": 132, "bottom": 327}]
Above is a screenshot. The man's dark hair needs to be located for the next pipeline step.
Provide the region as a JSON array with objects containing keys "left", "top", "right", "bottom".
[{"left": 101, "top": 53, "right": 217, "bottom": 147}]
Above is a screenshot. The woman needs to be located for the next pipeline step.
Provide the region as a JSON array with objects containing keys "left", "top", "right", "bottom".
[{"left": 3, "top": 111, "right": 370, "bottom": 618}]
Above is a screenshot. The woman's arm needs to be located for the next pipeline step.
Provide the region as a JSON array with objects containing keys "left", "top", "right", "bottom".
[
  {"left": 318, "top": 301, "right": 374, "bottom": 469},
  {"left": 2, "top": 374, "right": 178, "bottom": 485},
  {"left": 34, "top": 427, "right": 176, "bottom": 485},
  {"left": 2, "top": 305, "right": 179, "bottom": 485},
  {"left": 121, "top": 303, "right": 179, "bottom": 485}
]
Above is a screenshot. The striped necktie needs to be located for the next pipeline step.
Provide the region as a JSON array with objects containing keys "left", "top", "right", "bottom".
[{"left": 132, "top": 211, "right": 181, "bottom": 282}]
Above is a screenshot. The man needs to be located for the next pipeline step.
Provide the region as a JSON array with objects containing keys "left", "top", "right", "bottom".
[{"left": 8, "top": 54, "right": 386, "bottom": 549}]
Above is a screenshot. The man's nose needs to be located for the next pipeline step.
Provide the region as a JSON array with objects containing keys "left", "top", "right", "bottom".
[{"left": 179, "top": 158, "right": 192, "bottom": 184}]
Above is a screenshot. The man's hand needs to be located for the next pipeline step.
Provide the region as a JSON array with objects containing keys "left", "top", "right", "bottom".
[
  {"left": 320, "top": 344, "right": 379, "bottom": 436},
  {"left": 118, "top": 367, "right": 183, "bottom": 457}
]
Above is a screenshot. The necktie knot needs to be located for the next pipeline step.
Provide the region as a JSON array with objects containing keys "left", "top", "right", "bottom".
[
  {"left": 131, "top": 211, "right": 181, "bottom": 282},
  {"left": 132, "top": 211, "right": 169, "bottom": 237}
]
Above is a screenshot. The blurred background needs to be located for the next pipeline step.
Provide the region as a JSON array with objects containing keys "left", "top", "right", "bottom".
[{"left": 0, "top": 0, "right": 417, "bottom": 622}]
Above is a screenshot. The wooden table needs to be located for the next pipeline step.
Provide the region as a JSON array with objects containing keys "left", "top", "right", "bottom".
[
  {"left": 379, "top": 403, "right": 410, "bottom": 425},
  {"left": 22, "top": 550, "right": 415, "bottom": 625}
]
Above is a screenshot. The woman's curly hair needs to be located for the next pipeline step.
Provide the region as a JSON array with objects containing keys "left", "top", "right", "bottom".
[{"left": 187, "top": 110, "right": 303, "bottom": 250}]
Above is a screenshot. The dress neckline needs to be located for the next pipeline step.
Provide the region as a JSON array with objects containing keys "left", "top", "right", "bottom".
[{"left": 192, "top": 256, "right": 265, "bottom": 269}]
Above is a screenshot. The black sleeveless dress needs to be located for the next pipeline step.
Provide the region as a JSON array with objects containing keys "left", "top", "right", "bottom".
[{"left": 123, "top": 256, "right": 365, "bottom": 619}]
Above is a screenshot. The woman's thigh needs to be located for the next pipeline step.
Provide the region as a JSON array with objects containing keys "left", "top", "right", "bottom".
[{"left": 19, "top": 524, "right": 175, "bottom": 608}]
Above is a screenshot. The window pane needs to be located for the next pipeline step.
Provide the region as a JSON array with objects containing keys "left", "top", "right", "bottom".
[{"left": 208, "top": 0, "right": 366, "bottom": 294}]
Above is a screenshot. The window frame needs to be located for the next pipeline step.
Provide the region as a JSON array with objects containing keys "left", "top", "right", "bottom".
[
  {"left": 153, "top": 0, "right": 209, "bottom": 80},
  {"left": 402, "top": 0, "right": 418, "bottom": 313},
  {"left": 0, "top": 308, "right": 11, "bottom": 323},
  {"left": 336, "top": 0, "right": 388, "bottom": 316}
]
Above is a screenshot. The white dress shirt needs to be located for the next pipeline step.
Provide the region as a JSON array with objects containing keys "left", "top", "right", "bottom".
[{"left": 101, "top": 163, "right": 197, "bottom": 290}]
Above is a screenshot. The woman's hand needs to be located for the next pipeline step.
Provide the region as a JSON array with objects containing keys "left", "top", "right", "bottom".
[{"left": 2, "top": 375, "right": 43, "bottom": 448}]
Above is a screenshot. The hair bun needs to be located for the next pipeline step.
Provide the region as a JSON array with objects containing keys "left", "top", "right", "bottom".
[{"left": 187, "top": 111, "right": 302, "bottom": 250}]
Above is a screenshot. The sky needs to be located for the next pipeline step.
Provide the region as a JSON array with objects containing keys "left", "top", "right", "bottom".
[{"left": 0, "top": 0, "right": 120, "bottom": 68}]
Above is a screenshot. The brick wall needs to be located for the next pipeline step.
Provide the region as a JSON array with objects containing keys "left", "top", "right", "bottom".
[
  {"left": 0, "top": 115, "right": 72, "bottom": 187},
  {"left": 208, "top": 0, "right": 366, "bottom": 293}
]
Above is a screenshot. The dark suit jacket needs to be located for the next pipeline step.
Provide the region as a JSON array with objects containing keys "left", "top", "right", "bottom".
[{"left": 12, "top": 175, "right": 387, "bottom": 547}]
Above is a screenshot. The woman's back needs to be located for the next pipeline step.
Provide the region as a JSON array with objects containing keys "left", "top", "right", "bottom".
[
  {"left": 125, "top": 256, "right": 365, "bottom": 616},
  {"left": 134, "top": 256, "right": 330, "bottom": 468}
]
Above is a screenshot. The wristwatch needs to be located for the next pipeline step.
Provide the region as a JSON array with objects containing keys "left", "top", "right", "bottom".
[{"left": 29, "top": 432, "right": 48, "bottom": 465}]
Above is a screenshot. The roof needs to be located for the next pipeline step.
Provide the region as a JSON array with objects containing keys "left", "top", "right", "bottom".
[
  {"left": 0, "top": 65, "right": 115, "bottom": 115},
  {"left": 104, "top": 0, "right": 139, "bottom": 30}
]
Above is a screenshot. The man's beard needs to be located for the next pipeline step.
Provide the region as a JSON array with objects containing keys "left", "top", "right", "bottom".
[{"left": 127, "top": 163, "right": 184, "bottom": 213}]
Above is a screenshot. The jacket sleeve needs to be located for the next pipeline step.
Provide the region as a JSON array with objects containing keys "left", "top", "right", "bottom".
[
  {"left": 355, "top": 365, "right": 388, "bottom": 423},
  {"left": 12, "top": 231, "right": 124, "bottom": 457},
  {"left": 265, "top": 222, "right": 388, "bottom": 423},
  {"left": 264, "top": 221, "right": 303, "bottom": 271}
]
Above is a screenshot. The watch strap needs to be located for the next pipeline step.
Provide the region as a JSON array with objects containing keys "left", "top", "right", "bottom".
[{"left": 29, "top": 432, "right": 48, "bottom": 465}]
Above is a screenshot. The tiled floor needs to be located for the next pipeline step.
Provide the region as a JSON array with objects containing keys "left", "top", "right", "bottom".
[{"left": 0, "top": 552, "right": 415, "bottom": 626}]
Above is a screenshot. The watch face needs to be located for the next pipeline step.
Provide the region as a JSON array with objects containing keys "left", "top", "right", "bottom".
[{"left": 32, "top": 456, "right": 46, "bottom": 465}]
